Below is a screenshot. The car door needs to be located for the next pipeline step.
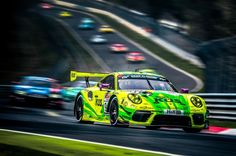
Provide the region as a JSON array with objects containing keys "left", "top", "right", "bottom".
[{"left": 93, "top": 75, "right": 115, "bottom": 117}]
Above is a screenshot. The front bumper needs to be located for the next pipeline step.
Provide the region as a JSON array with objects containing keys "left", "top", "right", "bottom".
[{"left": 121, "top": 110, "right": 207, "bottom": 128}]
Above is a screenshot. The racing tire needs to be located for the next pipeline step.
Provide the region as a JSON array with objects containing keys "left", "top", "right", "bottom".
[
  {"left": 109, "top": 97, "right": 119, "bottom": 126},
  {"left": 183, "top": 128, "right": 202, "bottom": 133},
  {"left": 74, "top": 95, "right": 94, "bottom": 124}
]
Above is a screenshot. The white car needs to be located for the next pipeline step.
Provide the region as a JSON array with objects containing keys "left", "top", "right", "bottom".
[{"left": 90, "top": 35, "right": 107, "bottom": 44}]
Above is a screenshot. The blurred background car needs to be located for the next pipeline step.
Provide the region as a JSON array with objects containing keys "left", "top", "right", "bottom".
[
  {"left": 61, "top": 81, "right": 97, "bottom": 102},
  {"left": 40, "top": 3, "right": 54, "bottom": 9},
  {"left": 90, "top": 35, "right": 107, "bottom": 44},
  {"left": 98, "top": 25, "right": 114, "bottom": 33},
  {"left": 10, "top": 76, "right": 63, "bottom": 108},
  {"left": 126, "top": 52, "right": 145, "bottom": 62},
  {"left": 110, "top": 43, "right": 128, "bottom": 52},
  {"left": 138, "top": 68, "right": 158, "bottom": 74},
  {"left": 58, "top": 11, "right": 72, "bottom": 17},
  {"left": 81, "top": 18, "right": 94, "bottom": 24},
  {"left": 78, "top": 17, "right": 95, "bottom": 29},
  {"left": 78, "top": 23, "right": 95, "bottom": 30}
]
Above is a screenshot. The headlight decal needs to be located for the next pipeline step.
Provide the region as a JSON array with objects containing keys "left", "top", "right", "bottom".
[
  {"left": 190, "top": 96, "right": 203, "bottom": 108},
  {"left": 127, "top": 93, "right": 142, "bottom": 104}
]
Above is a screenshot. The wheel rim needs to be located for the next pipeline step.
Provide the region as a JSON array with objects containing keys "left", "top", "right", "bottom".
[
  {"left": 75, "top": 97, "right": 83, "bottom": 121},
  {"left": 110, "top": 100, "right": 118, "bottom": 125}
]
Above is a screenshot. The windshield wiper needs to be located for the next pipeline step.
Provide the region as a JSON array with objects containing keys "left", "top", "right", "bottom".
[{"left": 146, "top": 79, "right": 154, "bottom": 90}]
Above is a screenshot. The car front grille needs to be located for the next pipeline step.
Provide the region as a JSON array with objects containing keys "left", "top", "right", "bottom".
[
  {"left": 151, "top": 115, "right": 191, "bottom": 127},
  {"left": 132, "top": 111, "right": 152, "bottom": 122}
]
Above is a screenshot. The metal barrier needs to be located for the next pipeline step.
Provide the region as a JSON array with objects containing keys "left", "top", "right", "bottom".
[
  {"left": 197, "top": 93, "right": 236, "bottom": 121},
  {"left": 1, "top": 84, "right": 235, "bottom": 121}
]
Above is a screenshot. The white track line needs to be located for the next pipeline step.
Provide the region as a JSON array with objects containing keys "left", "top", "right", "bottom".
[{"left": 0, "top": 128, "right": 182, "bottom": 156}]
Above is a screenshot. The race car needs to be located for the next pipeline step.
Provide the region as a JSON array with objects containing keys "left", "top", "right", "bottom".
[
  {"left": 90, "top": 35, "right": 107, "bottom": 44},
  {"left": 71, "top": 71, "right": 208, "bottom": 132},
  {"left": 98, "top": 25, "right": 114, "bottom": 33},
  {"left": 78, "top": 18, "right": 95, "bottom": 29},
  {"left": 81, "top": 18, "right": 94, "bottom": 24},
  {"left": 126, "top": 52, "right": 145, "bottom": 62},
  {"left": 40, "top": 3, "right": 54, "bottom": 9},
  {"left": 59, "top": 11, "right": 72, "bottom": 17},
  {"left": 10, "top": 76, "right": 63, "bottom": 108},
  {"left": 62, "top": 81, "right": 97, "bottom": 102},
  {"left": 110, "top": 44, "right": 128, "bottom": 52},
  {"left": 78, "top": 23, "right": 95, "bottom": 30},
  {"left": 138, "top": 68, "right": 158, "bottom": 74}
]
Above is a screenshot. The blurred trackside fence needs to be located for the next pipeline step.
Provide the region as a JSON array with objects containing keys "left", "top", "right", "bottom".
[
  {"left": 197, "top": 93, "right": 236, "bottom": 121},
  {"left": 0, "top": 84, "right": 235, "bottom": 120}
]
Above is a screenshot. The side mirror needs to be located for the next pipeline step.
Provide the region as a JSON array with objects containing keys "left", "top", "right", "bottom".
[
  {"left": 99, "top": 83, "right": 110, "bottom": 90},
  {"left": 180, "top": 88, "right": 189, "bottom": 93}
]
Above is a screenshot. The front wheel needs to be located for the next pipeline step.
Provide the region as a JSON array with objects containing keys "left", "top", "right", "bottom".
[
  {"left": 74, "top": 96, "right": 83, "bottom": 122},
  {"left": 74, "top": 96, "right": 94, "bottom": 124},
  {"left": 109, "top": 97, "right": 119, "bottom": 126},
  {"left": 183, "top": 128, "right": 202, "bottom": 133}
]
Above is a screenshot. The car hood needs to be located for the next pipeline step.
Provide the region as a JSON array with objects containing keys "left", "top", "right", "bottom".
[{"left": 119, "top": 90, "right": 203, "bottom": 113}]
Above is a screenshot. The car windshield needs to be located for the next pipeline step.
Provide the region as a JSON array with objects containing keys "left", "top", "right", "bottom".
[
  {"left": 129, "top": 53, "right": 142, "bottom": 56},
  {"left": 118, "top": 75, "right": 177, "bottom": 92}
]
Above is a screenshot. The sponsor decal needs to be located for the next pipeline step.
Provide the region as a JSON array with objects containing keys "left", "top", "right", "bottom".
[
  {"left": 164, "top": 109, "right": 184, "bottom": 115},
  {"left": 88, "top": 91, "right": 93, "bottom": 101}
]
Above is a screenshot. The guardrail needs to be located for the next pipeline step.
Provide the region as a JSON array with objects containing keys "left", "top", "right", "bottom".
[
  {"left": 1, "top": 84, "right": 235, "bottom": 121},
  {"left": 197, "top": 93, "right": 236, "bottom": 121}
]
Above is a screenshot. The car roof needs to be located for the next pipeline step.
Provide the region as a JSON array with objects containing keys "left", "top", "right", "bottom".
[
  {"left": 128, "top": 52, "right": 142, "bottom": 55},
  {"left": 112, "top": 44, "right": 124, "bottom": 46},
  {"left": 23, "top": 76, "right": 57, "bottom": 82}
]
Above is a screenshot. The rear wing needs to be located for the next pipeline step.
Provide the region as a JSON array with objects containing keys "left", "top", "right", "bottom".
[{"left": 70, "top": 71, "right": 109, "bottom": 81}]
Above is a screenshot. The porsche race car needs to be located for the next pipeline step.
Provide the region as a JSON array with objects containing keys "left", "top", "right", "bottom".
[{"left": 71, "top": 71, "right": 208, "bottom": 132}]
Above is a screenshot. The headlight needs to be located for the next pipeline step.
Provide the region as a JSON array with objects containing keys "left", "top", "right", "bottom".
[
  {"left": 15, "top": 90, "right": 26, "bottom": 95},
  {"left": 50, "top": 94, "right": 61, "bottom": 98},
  {"left": 128, "top": 93, "right": 142, "bottom": 104},
  {"left": 190, "top": 96, "right": 203, "bottom": 108}
]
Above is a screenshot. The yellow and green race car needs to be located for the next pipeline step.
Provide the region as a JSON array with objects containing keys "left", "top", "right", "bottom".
[{"left": 71, "top": 71, "right": 208, "bottom": 132}]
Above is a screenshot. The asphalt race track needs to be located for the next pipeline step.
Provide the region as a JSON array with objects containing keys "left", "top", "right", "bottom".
[
  {"left": 39, "top": 5, "right": 199, "bottom": 91},
  {"left": 1, "top": 3, "right": 236, "bottom": 156},
  {"left": 0, "top": 100, "right": 236, "bottom": 156}
]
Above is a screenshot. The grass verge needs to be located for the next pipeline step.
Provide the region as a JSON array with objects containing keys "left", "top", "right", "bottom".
[
  {"left": 89, "top": 12, "right": 204, "bottom": 82},
  {"left": 210, "top": 119, "right": 236, "bottom": 128},
  {"left": 0, "top": 130, "right": 164, "bottom": 156}
]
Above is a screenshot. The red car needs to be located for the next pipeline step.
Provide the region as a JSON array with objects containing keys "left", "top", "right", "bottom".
[
  {"left": 110, "top": 44, "right": 128, "bottom": 52},
  {"left": 40, "top": 3, "right": 54, "bottom": 9},
  {"left": 126, "top": 52, "right": 145, "bottom": 62}
]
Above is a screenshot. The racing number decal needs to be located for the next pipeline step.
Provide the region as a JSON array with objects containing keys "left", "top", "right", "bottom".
[{"left": 104, "top": 92, "right": 110, "bottom": 114}]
